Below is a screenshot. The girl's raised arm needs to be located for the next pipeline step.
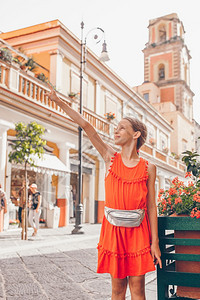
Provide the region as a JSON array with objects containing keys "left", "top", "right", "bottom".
[{"left": 45, "top": 83, "right": 115, "bottom": 162}]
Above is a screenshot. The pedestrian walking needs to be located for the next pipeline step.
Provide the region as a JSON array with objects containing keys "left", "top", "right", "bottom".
[
  {"left": 0, "top": 184, "right": 7, "bottom": 232},
  {"left": 46, "top": 83, "right": 162, "bottom": 299},
  {"left": 29, "top": 183, "right": 41, "bottom": 237}
]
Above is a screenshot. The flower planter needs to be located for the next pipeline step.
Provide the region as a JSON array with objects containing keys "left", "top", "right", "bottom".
[
  {"left": 104, "top": 112, "right": 115, "bottom": 122},
  {"left": 9, "top": 224, "right": 19, "bottom": 229},
  {"left": 157, "top": 216, "right": 200, "bottom": 300},
  {"left": 39, "top": 223, "right": 46, "bottom": 228},
  {"left": 175, "top": 229, "right": 200, "bottom": 299}
]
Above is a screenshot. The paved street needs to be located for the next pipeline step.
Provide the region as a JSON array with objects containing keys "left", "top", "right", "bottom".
[{"left": 0, "top": 224, "right": 157, "bottom": 299}]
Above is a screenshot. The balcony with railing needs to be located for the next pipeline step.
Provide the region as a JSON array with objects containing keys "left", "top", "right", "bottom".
[
  {"left": 140, "top": 142, "right": 186, "bottom": 173},
  {"left": 0, "top": 59, "right": 110, "bottom": 137}
]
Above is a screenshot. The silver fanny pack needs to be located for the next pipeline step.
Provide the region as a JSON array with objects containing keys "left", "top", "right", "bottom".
[{"left": 104, "top": 206, "right": 145, "bottom": 227}]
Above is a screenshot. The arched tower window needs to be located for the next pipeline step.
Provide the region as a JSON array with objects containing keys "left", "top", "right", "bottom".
[
  {"left": 158, "top": 25, "right": 167, "bottom": 42},
  {"left": 158, "top": 64, "right": 165, "bottom": 80}
]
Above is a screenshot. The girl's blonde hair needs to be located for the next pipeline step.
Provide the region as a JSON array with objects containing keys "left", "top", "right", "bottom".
[{"left": 123, "top": 117, "right": 147, "bottom": 150}]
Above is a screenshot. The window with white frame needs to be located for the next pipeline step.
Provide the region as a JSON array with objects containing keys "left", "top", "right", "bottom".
[
  {"left": 105, "top": 94, "right": 119, "bottom": 118},
  {"left": 143, "top": 93, "right": 149, "bottom": 102},
  {"left": 159, "top": 132, "right": 167, "bottom": 151},
  {"left": 182, "top": 139, "right": 187, "bottom": 152},
  {"left": 147, "top": 122, "right": 156, "bottom": 145},
  {"left": 71, "top": 67, "right": 88, "bottom": 106},
  {"left": 126, "top": 107, "right": 142, "bottom": 120}
]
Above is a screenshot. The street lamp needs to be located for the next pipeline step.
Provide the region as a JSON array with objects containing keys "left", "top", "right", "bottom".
[{"left": 72, "top": 22, "right": 109, "bottom": 234}]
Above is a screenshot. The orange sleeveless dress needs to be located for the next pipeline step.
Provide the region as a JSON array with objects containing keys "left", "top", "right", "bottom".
[{"left": 97, "top": 152, "right": 155, "bottom": 278}]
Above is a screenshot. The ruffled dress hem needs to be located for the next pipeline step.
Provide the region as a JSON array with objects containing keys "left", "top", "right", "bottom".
[{"left": 97, "top": 244, "right": 155, "bottom": 278}]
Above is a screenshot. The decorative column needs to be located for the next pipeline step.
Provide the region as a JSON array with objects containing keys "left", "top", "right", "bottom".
[
  {"left": 38, "top": 172, "right": 52, "bottom": 221},
  {"left": 0, "top": 120, "right": 14, "bottom": 188},
  {"left": 57, "top": 142, "right": 75, "bottom": 226},
  {"left": 156, "top": 127, "right": 160, "bottom": 149},
  {"left": 49, "top": 50, "right": 63, "bottom": 91},
  {"left": 95, "top": 81, "right": 101, "bottom": 115},
  {"left": 159, "top": 174, "right": 166, "bottom": 190},
  {"left": 122, "top": 99, "right": 128, "bottom": 117},
  {"left": 0, "top": 120, "right": 14, "bottom": 231},
  {"left": 167, "top": 135, "right": 171, "bottom": 152},
  {"left": 89, "top": 167, "right": 95, "bottom": 223}
]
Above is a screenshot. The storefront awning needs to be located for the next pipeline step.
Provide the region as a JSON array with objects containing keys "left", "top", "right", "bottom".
[{"left": 12, "top": 154, "right": 70, "bottom": 177}]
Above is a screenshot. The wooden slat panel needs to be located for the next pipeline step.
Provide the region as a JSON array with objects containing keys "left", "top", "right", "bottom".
[
  {"left": 163, "top": 252, "right": 200, "bottom": 261},
  {"left": 160, "top": 237, "right": 200, "bottom": 246},
  {"left": 158, "top": 216, "right": 200, "bottom": 231}
]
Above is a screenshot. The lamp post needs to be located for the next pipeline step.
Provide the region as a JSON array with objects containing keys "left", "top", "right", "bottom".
[{"left": 72, "top": 22, "right": 109, "bottom": 234}]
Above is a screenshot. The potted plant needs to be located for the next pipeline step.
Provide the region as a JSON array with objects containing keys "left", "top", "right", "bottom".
[
  {"left": 21, "top": 57, "right": 36, "bottom": 76},
  {"left": 158, "top": 148, "right": 200, "bottom": 217},
  {"left": 104, "top": 112, "right": 116, "bottom": 121},
  {"left": 162, "top": 147, "right": 169, "bottom": 154},
  {"left": 170, "top": 151, "right": 180, "bottom": 160},
  {"left": 36, "top": 73, "right": 47, "bottom": 82},
  {"left": 0, "top": 47, "right": 12, "bottom": 63},
  {"left": 12, "top": 57, "right": 22, "bottom": 68},
  {"left": 149, "top": 137, "right": 156, "bottom": 146},
  {"left": 39, "top": 218, "right": 46, "bottom": 228},
  {"left": 158, "top": 173, "right": 200, "bottom": 217},
  {"left": 9, "top": 219, "right": 20, "bottom": 229},
  {"left": 158, "top": 148, "right": 200, "bottom": 299},
  {"left": 68, "top": 92, "right": 79, "bottom": 99}
]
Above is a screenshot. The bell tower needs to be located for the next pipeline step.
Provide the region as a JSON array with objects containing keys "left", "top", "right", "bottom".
[
  {"left": 143, "top": 13, "right": 194, "bottom": 120},
  {"left": 133, "top": 13, "right": 195, "bottom": 155}
]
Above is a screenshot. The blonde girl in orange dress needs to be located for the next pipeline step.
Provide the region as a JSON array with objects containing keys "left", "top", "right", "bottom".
[{"left": 46, "top": 84, "right": 162, "bottom": 300}]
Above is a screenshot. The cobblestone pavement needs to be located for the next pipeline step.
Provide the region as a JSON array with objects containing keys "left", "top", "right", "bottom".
[{"left": 0, "top": 225, "right": 157, "bottom": 299}]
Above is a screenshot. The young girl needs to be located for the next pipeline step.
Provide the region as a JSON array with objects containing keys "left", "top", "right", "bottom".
[{"left": 46, "top": 84, "right": 162, "bottom": 300}]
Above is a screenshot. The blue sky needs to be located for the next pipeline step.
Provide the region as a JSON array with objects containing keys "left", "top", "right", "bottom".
[{"left": 1, "top": 0, "right": 200, "bottom": 123}]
